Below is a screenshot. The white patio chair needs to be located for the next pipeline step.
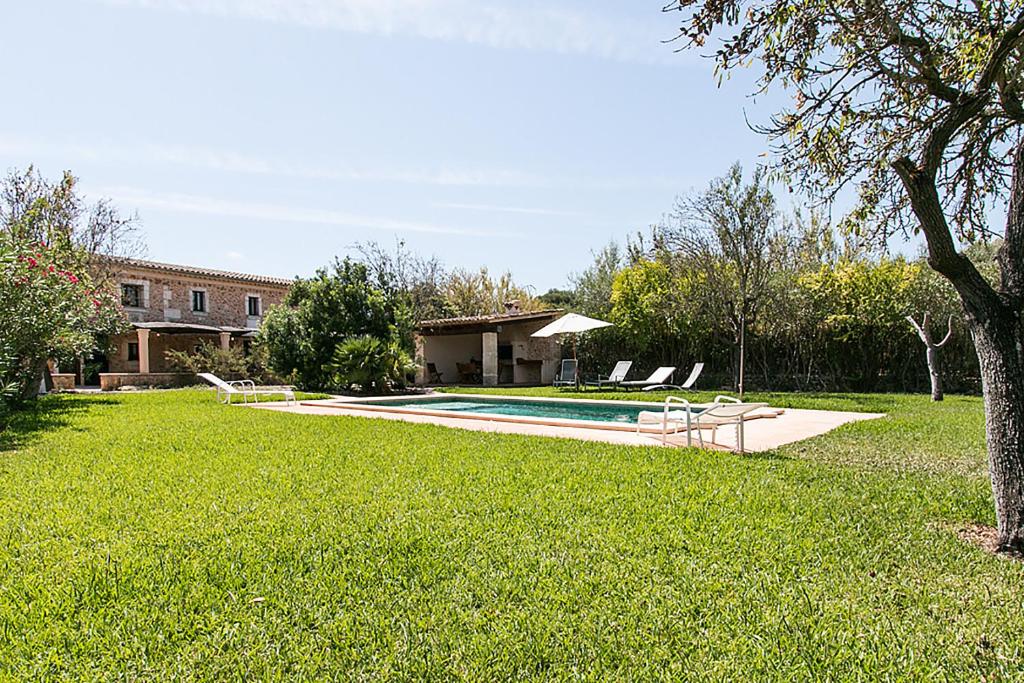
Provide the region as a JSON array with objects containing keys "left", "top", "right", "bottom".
[{"left": 197, "top": 372, "right": 296, "bottom": 406}]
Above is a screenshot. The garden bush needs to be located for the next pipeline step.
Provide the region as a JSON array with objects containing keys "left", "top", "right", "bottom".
[
  {"left": 260, "top": 259, "right": 413, "bottom": 391},
  {"left": 330, "top": 334, "right": 416, "bottom": 393}
]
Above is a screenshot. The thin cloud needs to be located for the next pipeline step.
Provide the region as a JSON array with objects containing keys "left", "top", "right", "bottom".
[
  {"left": 98, "top": 0, "right": 679, "bottom": 65},
  {"left": 0, "top": 135, "right": 690, "bottom": 190},
  {"left": 94, "top": 186, "right": 513, "bottom": 237},
  {"left": 434, "top": 201, "right": 581, "bottom": 217}
]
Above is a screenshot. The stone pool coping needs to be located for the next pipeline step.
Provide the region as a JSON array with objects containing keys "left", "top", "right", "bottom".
[{"left": 249, "top": 392, "right": 885, "bottom": 452}]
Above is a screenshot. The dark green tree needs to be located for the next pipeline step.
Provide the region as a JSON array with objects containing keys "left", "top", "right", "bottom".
[{"left": 261, "top": 258, "right": 411, "bottom": 390}]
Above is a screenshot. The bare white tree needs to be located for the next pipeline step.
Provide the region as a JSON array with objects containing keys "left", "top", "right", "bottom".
[{"left": 906, "top": 313, "right": 955, "bottom": 401}]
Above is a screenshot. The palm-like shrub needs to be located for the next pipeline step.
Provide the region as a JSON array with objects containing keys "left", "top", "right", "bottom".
[{"left": 330, "top": 335, "right": 416, "bottom": 394}]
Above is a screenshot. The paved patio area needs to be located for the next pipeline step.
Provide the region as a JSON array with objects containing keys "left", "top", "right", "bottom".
[{"left": 251, "top": 398, "right": 884, "bottom": 452}]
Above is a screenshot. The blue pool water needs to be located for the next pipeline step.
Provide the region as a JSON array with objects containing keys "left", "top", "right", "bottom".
[{"left": 347, "top": 395, "right": 703, "bottom": 425}]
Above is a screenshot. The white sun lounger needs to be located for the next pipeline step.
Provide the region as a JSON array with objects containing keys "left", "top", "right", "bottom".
[
  {"left": 691, "top": 396, "right": 767, "bottom": 453},
  {"left": 637, "top": 394, "right": 767, "bottom": 452},
  {"left": 620, "top": 363, "right": 704, "bottom": 391},
  {"left": 585, "top": 360, "right": 633, "bottom": 389},
  {"left": 636, "top": 396, "right": 694, "bottom": 444},
  {"left": 198, "top": 372, "right": 296, "bottom": 406},
  {"left": 619, "top": 366, "right": 677, "bottom": 391}
]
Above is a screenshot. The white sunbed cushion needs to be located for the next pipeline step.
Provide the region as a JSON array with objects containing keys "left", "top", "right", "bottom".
[{"left": 637, "top": 410, "right": 691, "bottom": 423}]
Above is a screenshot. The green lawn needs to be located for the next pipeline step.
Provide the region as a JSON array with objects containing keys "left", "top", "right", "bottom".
[{"left": 0, "top": 389, "right": 1021, "bottom": 680}]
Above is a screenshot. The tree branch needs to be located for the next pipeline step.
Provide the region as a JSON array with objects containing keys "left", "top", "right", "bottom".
[{"left": 936, "top": 316, "right": 955, "bottom": 348}]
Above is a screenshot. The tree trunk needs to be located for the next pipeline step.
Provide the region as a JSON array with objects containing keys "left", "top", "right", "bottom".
[
  {"left": 894, "top": 142, "right": 1024, "bottom": 553},
  {"left": 907, "top": 314, "right": 952, "bottom": 401},
  {"left": 925, "top": 345, "right": 943, "bottom": 401},
  {"left": 970, "top": 308, "right": 1024, "bottom": 551},
  {"left": 738, "top": 311, "right": 746, "bottom": 399}
]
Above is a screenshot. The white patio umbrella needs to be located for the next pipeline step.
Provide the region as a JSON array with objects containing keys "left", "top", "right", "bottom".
[{"left": 531, "top": 313, "right": 613, "bottom": 361}]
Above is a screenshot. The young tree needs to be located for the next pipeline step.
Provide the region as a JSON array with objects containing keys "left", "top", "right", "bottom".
[
  {"left": 660, "top": 163, "right": 788, "bottom": 398},
  {"left": 570, "top": 241, "right": 623, "bottom": 318},
  {"left": 906, "top": 313, "right": 955, "bottom": 401},
  {"left": 665, "top": 1, "right": 1024, "bottom": 550}
]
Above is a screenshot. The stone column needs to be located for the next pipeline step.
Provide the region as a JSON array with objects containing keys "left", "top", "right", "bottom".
[
  {"left": 219, "top": 331, "right": 232, "bottom": 351},
  {"left": 482, "top": 332, "right": 498, "bottom": 386},
  {"left": 137, "top": 328, "right": 151, "bottom": 375},
  {"left": 414, "top": 335, "right": 427, "bottom": 385}
]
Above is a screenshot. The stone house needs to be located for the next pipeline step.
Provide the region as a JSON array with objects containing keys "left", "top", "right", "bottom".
[{"left": 92, "top": 258, "right": 292, "bottom": 390}]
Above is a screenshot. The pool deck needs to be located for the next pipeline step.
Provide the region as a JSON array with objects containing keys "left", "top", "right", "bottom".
[{"left": 250, "top": 395, "right": 885, "bottom": 452}]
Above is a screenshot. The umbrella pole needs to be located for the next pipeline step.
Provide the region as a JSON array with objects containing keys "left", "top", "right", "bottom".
[{"left": 573, "top": 335, "right": 579, "bottom": 389}]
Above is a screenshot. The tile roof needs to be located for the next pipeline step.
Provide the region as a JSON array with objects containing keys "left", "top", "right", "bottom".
[
  {"left": 132, "top": 322, "right": 257, "bottom": 334},
  {"left": 106, "top": 256, "right": 294, "bottom": 287},
  {"left": 417, "top": 309, "right": 563, "bottom": 330}
]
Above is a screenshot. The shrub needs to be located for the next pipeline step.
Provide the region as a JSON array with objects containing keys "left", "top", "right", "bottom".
[
  {"left": 261, "top": 259, "right": 412, "bottom": 390},
  {"left": 165, "top": 341, "right": 281, "bottom": 384},
  {"left": 329, "top": 335, "right": 416, "bottom": 394},
  {"left": 0, "top": 230, "right": 124, "bottom": 410}
]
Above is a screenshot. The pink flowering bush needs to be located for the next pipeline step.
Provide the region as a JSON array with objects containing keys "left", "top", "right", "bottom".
[
  {"left": 1, "top": 168, "right": 136, "bottom": 414},
  {"left": 0, "top": 235, "right": 124, "bottom": 407}
]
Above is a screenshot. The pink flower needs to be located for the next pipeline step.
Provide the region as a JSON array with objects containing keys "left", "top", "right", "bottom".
[
  {"left": 26, "top": 257, "right": 37, "bottom": 268},
  {"left": 66, "top": 273, "right": 79, "bottom": 284}
]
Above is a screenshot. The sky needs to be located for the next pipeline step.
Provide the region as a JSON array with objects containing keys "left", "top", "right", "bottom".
[{"left": 2, "top": 0, "right": 799, "bottom": 292}]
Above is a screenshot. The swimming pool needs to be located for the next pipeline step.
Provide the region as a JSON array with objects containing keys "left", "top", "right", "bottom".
[{"left": 332, "top": 394, "right": 705, "bottom": 429}]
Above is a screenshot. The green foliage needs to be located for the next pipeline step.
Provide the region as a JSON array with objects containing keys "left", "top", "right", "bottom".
[
  {"left": 260, "top": 258, "right": 412, "bottom": 390},
  {"left": 570, "top": 241, "right": 622, "bottom": 318},
  {"left": 443, "top": 267, "right": 545, "bottom": 317},
  {"left": 0, "top": 389, "right": 1019, "bottom": 679},
  {"left": 165, "top": 341, "right": 277, "bottom": 384},
  {"left": 664, "top": 1, "right": 1023, "bottom": 240},
  {"left": 537, "top": 288, "right": 577, "bottom": 309},
  {"left": 330, "top": 334, "right": 416, "bottom": 394},
  {"left": 0, "top": 169, "right": 128, "bottom": 411},
  {"left": 572, "top": 229, "right": 976, "bottom": 392},
  {"left": 608, "top": 259, "right": 709, "bottom": 364},
  {"left": 799, "top": 259, "right": 920, "bottom": 342}
]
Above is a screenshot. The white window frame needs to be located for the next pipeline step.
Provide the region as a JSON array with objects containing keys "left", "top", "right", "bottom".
[
  {"left": 246, "top": 293, "right": 263, "bottom": 318},
  {"left": 120, "top": 279, "right": 150, "bottom": 310},
  {"left": 190, "top": 288, "right": 209, "bottom": 314}
]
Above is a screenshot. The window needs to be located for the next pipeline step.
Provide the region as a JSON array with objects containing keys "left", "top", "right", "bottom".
[
  {"left": 247, "top": 295, "right": 261, "bottom": 317},
  {"left": 127, "top": 342, "right": 139, "bottom": 361},
  {"left": 191, "top": 290, "right": 207, "bottom": 313},
  {"left": 121, "top": 284, "right": 144, "bottom": 308}
]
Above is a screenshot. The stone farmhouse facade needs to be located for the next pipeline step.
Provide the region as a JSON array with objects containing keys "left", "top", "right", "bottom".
[{"left": 96, "top": 258, "right": 292, "bottom": 390}]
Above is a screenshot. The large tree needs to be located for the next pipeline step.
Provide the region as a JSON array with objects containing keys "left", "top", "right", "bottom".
[{"left": 664, "top": 0, "right": 1024, "bottom": 550}]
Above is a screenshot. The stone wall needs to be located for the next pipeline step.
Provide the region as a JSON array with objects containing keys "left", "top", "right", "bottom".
[
  {"left": 108, "top": 332, "right": 248, "bottom": 373},
  {"left": 99, "top": 372, "right": 196, "bottom": 391},
  {"left": 111, "top": 265, "right": 290, "bottom": 328}
]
